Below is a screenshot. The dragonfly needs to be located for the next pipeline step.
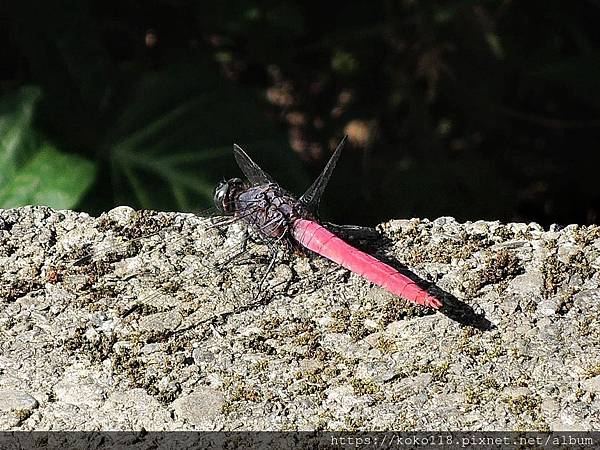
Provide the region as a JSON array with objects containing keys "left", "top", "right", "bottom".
[
  {"left": 58, "top": 136, "right": 442, "bottom": 312},
  {"left": 213, "top": 136, "right": 443, "bottom": 309}
]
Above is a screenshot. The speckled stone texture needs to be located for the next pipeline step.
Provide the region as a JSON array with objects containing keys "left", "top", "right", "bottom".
[{"left": 0, "top": 205, "right": 598, "bottom": 430}]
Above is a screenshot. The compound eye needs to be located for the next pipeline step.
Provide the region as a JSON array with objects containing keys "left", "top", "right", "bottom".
[{"left": 213, "top": 182, "right": 229, "bottom": 213}]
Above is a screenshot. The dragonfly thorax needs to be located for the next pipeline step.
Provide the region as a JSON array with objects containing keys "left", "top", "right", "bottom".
[{"left": 234, "top": 183, "right": 309, "bottom": 239}]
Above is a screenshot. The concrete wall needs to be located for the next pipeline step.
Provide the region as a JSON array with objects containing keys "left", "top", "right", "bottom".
[{"left": 0, "top": 206, "right": 598, "bottom": 430}]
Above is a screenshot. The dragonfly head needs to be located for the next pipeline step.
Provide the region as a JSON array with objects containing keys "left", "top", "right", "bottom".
[{"left": 214, "top": 177, "right": 244, "bottom": 214}]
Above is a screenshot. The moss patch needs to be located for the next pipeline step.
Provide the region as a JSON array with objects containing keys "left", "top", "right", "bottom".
[{"left": 461, "top": 248, "right": 523, "bottom": 297}]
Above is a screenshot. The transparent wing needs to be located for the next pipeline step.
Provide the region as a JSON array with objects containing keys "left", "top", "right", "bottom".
[
  {"left": 233, "top": 143, "right": 276, "bottom": 186},
  {"left": 299, "top": 135, "right": 347, "bottom": 213}
]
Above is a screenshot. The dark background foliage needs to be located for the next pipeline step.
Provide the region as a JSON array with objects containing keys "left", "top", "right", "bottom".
[{"left": 1, "top": 0, "right": 599, "bottom": 227}]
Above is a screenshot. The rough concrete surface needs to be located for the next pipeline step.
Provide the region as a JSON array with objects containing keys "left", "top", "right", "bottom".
[{"left": 0, "top": 205, "right": 599, "bottom": 431}]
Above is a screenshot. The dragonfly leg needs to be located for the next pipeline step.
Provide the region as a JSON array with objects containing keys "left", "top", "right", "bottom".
[
  {"left": 252, "top": 232, "right": 287, "bottom": 301},
  {"left": 253, "top": 252, "right": 278, "bottom": 302},
  {"left": 208, "top": 215, "right": 240, "bottom": 232}
]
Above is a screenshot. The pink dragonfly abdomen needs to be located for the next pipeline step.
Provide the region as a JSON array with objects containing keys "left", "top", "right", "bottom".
[{"left": 292, "top": 219, "right": 443, "bottom": 309}]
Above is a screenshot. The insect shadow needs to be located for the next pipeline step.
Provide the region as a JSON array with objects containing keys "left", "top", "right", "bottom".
[{"left": 336, "top": 226, "right": 496, "bottom": 332}]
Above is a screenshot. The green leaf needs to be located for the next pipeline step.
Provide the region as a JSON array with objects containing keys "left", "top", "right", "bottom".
[
  {"left": 331, "top": 50, "right": 359, "bottom": 75},
  {"left": 0, "top": 144, "right": 96, "bottom": 209},
  {"left": 105, "top": 62, "right": 308, "bottom": 212},
  {"left": 0, "top": 86, "right": 42, "bottom": 188},
  {"left": 485, "top": 32, "right": 505, "bottom": 60}
]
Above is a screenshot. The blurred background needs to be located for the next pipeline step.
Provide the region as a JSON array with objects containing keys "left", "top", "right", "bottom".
[{"left": 1, "top": 1, "right": 599, "bottom": 227}]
